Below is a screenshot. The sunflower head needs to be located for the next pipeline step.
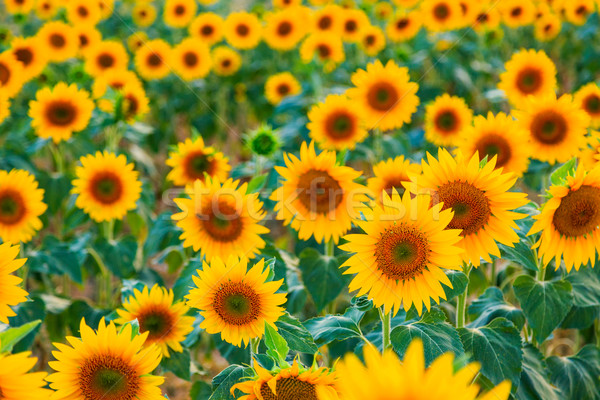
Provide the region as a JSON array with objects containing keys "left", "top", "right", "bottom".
[
  {"left": 424, "top": 94, "right": 472, "bottom": 146},
  {"left": 173, "top": 37, "right": 212, "bottom": 81},
  {"left": 132, "top": 3, "right": 157, "bottom": 27},
  {"left": 367, "top": 156, "right": 422, "bottom": 203},
  {"left": 246, "top": 124, "right": 281, "bottom": 157},
  {"left": 166, "top": 136, "right": 231, "bottom": 186},
  {"left": 224, "top": 11, "right": 263, "bottom": 50},
  {"left": 360, "top": 25, "right": 386, "bottom": 57},
  {"left": 575, "top": 83, "right": 600, "bottom": 128},
  {"left": 164, "top": 0, "right": 197, "bottom": 28},
  {"left": 189, "top": 12, "right": 224, "bottom": 46},
  {"left": 212, "top": 46, "right": 242, "bottom": 76},
  {"left": 0, "top": 242, "right": 29, "bottom": 323},
  {"left": 264, "top": 72, "right": 302, "bottom": 105},
  {"left": 134, "top": 39, "right": 173, "bottom": 80}
]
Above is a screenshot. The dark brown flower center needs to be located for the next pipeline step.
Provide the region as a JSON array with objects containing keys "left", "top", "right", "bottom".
[
  {"left": 49, "top": 33, "right": 66, "bottom": 48},
  {"left": 516, "top": 67, "right": 542, "bottom": 94},
  {"left": 174, "top": 5, "right": 185, "bottom": 15},
  {"left": 297, "top": 169, "right": 343, "bottom": 214},
  {"left": 184, "top": 151, "right": 215, "bottom": 180},
  {"left": 553, "top": 185, "right": 600, "bottom": 238},
  {"left": 584, "top": 94, "right": 600, "bottom": 115},
  {"left": 317, "top": 44, "right": 331, "bottom": 59},
  {"left": 511, "top": 7, "right": 522, "bottom": 17},
  {"left": 0, "top": 190, "right": 25, "bottom": 225},
  {"left": 324, "top": 111, "right": 355, "bottom": 139},
  {"left": 275, "top": 377, "right": 319, "bottom": 400},
  {"left": 77, "top": 5, "right": 88, "bottom": 17},
  {"left": 437, "top": 181, "right": 491, "bottom": 236},
  {"left": 79, "top": 34, "right": 89, "bottom": 47},
  {"left": 344, "top": 19, "right": 357, "bottom": 33},
  {"left": 396, "top": 18, "right": 409, "bottom": 29},
  {"left": 123, "top": 94, "right": 139, "bottom": 118},
  {"left": 383, "top": 177, "right": 407, "bottom": 198},
  {"left": 14, "top": 47, "right": 33, "bottom": 66},
  {"left": 221, "top": 59, "right": 232, "bottom": 68},
  {"left": 277, "top": 21, "right": 293, "bottom": 36},
  {"left": 213, "top": 281, "right": 260, "bottom": 325},
  {"left": 474, "top": 134, "right": 512, "bottom": 168},
  {"left": 365, "top": 34, "right": 376, "bottom": 45},
  {"left": 97, "top": 53, "right": 115, "bottom": 69},
  {"left": 90, "top": 172, "right": 123, "bottom": 205},
  {"left": 46, "top": 101, "right": 77, "bottom": 126},
  {"left": 201, "top": 25, "right": 214, "bottom": 36},
  {"left": 277, "top": 83, "right": 290, "bottom": 95},
  {"left": 434, "top": 109, "right": 458, "bottom": 133},
  {"left": 318, "top": 15, "right": 332, "bottom": 30},
  {"left": 367, "top": 82, "right": 399, "bottom": 112},
  {"left": 79, "top": 355, "right": 140, "bottom": 400},
  {"left": 236, "top": 24, "right": 250, "bottom": 37},
  {"left": 147, "top": 53, "right": 162, "bottom": 67},
  {"left": 0, "top": 63, "right": 10, "bottom": 85},
  {"left": 183, "top": 51, "right": 198, "bottom": 67},
  {"left": 138, "top": 307, "right": 175, "bottom": 340},
  {"left": 530, "top": 110, "right": 568, "bottom": 145},
  {"left": 433, "top": 3, "right": 450, "bottom": 20},
  {"left": 375, "top": 224, "right": 430, "bottom": 280},
  {"left": 201, "top": 201, "right": 243, "bottom": 242}
]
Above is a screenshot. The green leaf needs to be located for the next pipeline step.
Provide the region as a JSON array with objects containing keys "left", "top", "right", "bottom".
[
  {"left": 391, "top": 308, "right": 464, "bottom": 366},
  {"left": 498, "top": 203, "right": 540, "bottom": 272},
  {"left": 298, "top": 248, "right": 348, "bottom": 311},
  {"left": 247, "top": 174, "right": 267, "bottom": 193},
  {"left": 458, "top": 317, "right": 523, "bottom": 387},
  {"left": 560, "top": 305, "right": 599, "bottom": 330},
  {"left": 546, "top": 345, "right": 600, "bottom": 400},
  {"left": 304, "top": 315, "right": 362, "bottom": 346},
  {"left": 513, "top": 276, "right": 573, "bottom": 342},
  {"left": 275, "top": 313, "right": 318, "bottom": 353},
  {"left": 515, "top": 344, "right": 561, "bottom": 400},
  {"left": 161, "top": 349, "right": 192, "bottom": 381},
  {"left": 191, "top": 381, "right": 212, "bottom": 399},
  {"left": 91, "top": 236, "right": 137, "bottom": 278},
  {"left": 469, "top": 287, "right": 526, "bottom": 330},
  {"left": 264, "top": 323, "right": 289, "bottom": 363},
  {"left": 0, "top": 320, "right": 42, "bottom": 352},
  {"left": 443, "top": 270, "right": 468, "bottom": 301},
  {"left": 211, "top": 365, "right": 252, "bottom": 400},
  {"left": 565, "top": 268, "right": 600, "bottom": 307},
  {"left": 550, "top": 158, "right": 577, "bottom": 186}
]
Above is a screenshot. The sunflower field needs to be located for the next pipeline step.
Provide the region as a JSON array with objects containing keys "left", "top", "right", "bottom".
[{"left": 2, "top": 0, "right": 600, "bottom": 399}]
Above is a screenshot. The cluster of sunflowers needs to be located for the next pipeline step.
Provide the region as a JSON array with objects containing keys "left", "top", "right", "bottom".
[{"left": 2, "top": 0, "right": 600, "bottom": 399}]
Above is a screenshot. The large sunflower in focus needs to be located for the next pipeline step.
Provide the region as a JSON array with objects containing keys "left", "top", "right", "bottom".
[
  {"left": 346, "top": 60, "right": 419, "bottom": 131},
  {"left": 115, "top": 285, "right": 195, "bottom": 357},
  {"left": 411, "top": 149, "right": 528, "bottom": 267},
  {"left": 186, "top": 257, "right": 286, "bottom": 347},
  {"left": 271, "top": 141, "right": 368, "bottom": 244},
  {"left": 47, "top": 319, "right": 164, "bottom": 400},
  {"left": 72, "top": 151, "right": 142, "bottom": 222},
  {"left": 575, "top": 82, "right": 600, "bottom": 128},
  {"left": 458, "top": 112, "right": 531, "bottom": 176},
  {"left": 166, "top": 136, "right": 231, "bottom": 186},
  {"left": 0, "top": 170, "right": 46, "bottom": 244},
  {"left": 424, "top": 94, "right": 472, "bottom": 147},
  {"left": 329, "top": 339, "right": 511, "bottom": 400},
  {"left": 0, "top": 242, "right": 29, "bottom": 323},
  {"left": 340, "top": 191, "right": 463, "bottom": 315},
  {"left": 172, "top": 177, "right": 269, "bottom": 261},
  {"left": 513, "top": 94, "right": 590, "bottom": 164},
  {"left": 529, "top": 165, "right": 600, "bottom": 272},
  {"left": 224, "top": 12, "right": 263, "bottom": 50},
  {"left": 0, "top": 349, "right": 53, "bottom": 399},
  {"left": 367, "top": 156, "right": 421, "bottom": 203},
  {"left": 498, "top": 49, "right": 557, "bottom": 107}
]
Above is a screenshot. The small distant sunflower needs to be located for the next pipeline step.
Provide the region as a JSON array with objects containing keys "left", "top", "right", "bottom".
[
  {"left": 98, "top": 0, "right": 114, "bottom": 19},
  {"left": 72, "top": 25, "right": 102, "bottom": 56},
  {"left": 164, "top": 0, "right": 197, "bottom": 28},
  {"left": 367, "top": 156, "right": 421, "bottom": 202},
  {"left": 424, "top": 94, "right": 472, "bottom": 147},
  {"left": 172, "top": 177, "right": 269, "bottom": 261},
  {"left": 578, "top": 130, "right": 600, "bottom": 170},
  {"left": 173, "top": 37, "right": 212, "bottom": 81},
  {"left": 313, "top": 4, "right": 343, "bottom": 34},
  {"left": 132, "top": 3, "right": 157, "bottom": 27},
  {"left": 534, "top": 13, "right": 562, "bottom": 41},
  {"left": 564, "top": 0, "right": 595, "bottom": 25},
  {"left": 72, "top": 151, "right": 142, "bottom": 222},
  {"left": 299, "top": 33, "right": 345, "bottom": 67},
  {"left": 271, "top": 141, "right": 368, "bottom": 243},
  {"left": 575, "top": 82, "right": 600, "bottom": 128},
  {"left": 346, "top": 60, "right": 419, "bottom": 131},
  {"left": 186, "top": 257, "right": 286, "bottom": 347},
  {"left": 134, "top": 39, "right": 173, "bottom": 80},
  {"left": 115, "top": 285, "right": 195, "bottom": 357},
  {"left": 29, "top": 82, "right": 94, "bottom": 143},
  {"left": 263, "top": 8, "right": 308, "bottom": 51},
  {"left": 37, "top": 21, "right": 78, "bottom": 62},
  {"left": 11, "top": 36, "right": 47, "bottom": 82},
  {"left": 47, "top": 319, "right": 164, "bottom": 399},
  {"left": 66, "top": 0, "right": 102, "bottom": 26},
  {"left": 35, "top": 0, "right": 58, "bottom": 20},
  {"left": 513, "top": 94, "right": 590, "bottom": 164},
  {"left": 189, "top": 12, "right": 224, "bottom": 46},
  {"left": 0, "top": 96, "right": 9, "bottom": 124},
  {"left": 458, "top": 112, "right": 531, "bottom": 176},
  {"left": 529, "top": 165, "right": 600, "bottom": 272},
  {"left": 411, "top": 149, "right": 528, "bottom": 267},
  {"left": 4, "top": 0, "right": 35, "bottom": 14},
  {"left": 224, "top": 11, "right": 263, "bottom": 50},
  {"left": 264, "top": 72, "right": 301, "bottom": 105},
  {"left": 498, "top": 49, "right": 557, "bottom": 107},
  {"left": 501, "top": 0, "right": 536, "bottom": 27},
  {"left": 212, "top": 46, "right": 242, "bottom": 76},
  {"left": 360, "top": 25, "right": 386, "bottom": 56},
  {"left": 331, "top": 340, "right": 511, "bottom": 400},
  {"left": 307, "top": 94, "right": 368, "bottom": 150},
  {"left": 0, "top": 52, "right": 24, "bottom": 98},
  {"left": 387, "top": 11, "right": 423, "bottom": 42},
  {"left": 472, "top": 7, "right": 502, "bottom": 32},
  {"left": 0, "top": 242, "right": 29, "bottom": 322},
  {"left": 421, "top": 0, "right": 463, "bottom": 32},
  {"left": 119, "top": 85, "right": 150, "bottom": 122},
  {"left": 340, "top": 9, "right": 369, "bottom": 42},
  {"left": 0, "top": 170, "right": 46, "bottom": 244},
  {"left": 127, "top": 32, "right": 148, "bottom": 53},
  {"left": 273, "top": 0, "right": 303, "bottom": 7},
  {"left": 84, "top": 41, "right": 129, "bottom": 78},
  {"left": 374, "top": 1, "right": 394, "bottom": 20},
  {"left": 166, "top": 136, "right": 231, "bottom": 186},
  {"left": 458, "top": 0, "right": 478, "bottom": 24},
  {"left": 91, "top": 68, "right": 143, "bottom": 98},
  {"left": 0, "top": 349, "right": 52, "bottom": 399}
]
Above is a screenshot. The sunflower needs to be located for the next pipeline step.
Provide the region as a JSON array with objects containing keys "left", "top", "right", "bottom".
[
  {"left": 84, "top": 41, "right": 129, "bottom": 78},
  {"left": 346, "top": 60, "right": 419, "bottom": 132},
  {"left": 47, "top": 319, "right": 164, "bottom": 399},
  {"left": 312, "top": 4, "right": 343, "bottom": 34},
  {"left": 0, "top": 170, "right": 46, "bottom": 244},
  {"left": 232, "top": 359, "right": 340, "bottom": 400},
  {"left": 330, "top": 340, "right": 511, "bottom": 400},
  {"left": 392, "top": 0, "right": 421, "bottom": 7},
  {"left": 166, "top": 136, "right": 231, "bottom": 186},
  {"left": 115, "top": 285, "right": 195, "bottom": 357},
  {"left": 0, "top": 95, "right": 9, "bottom": 124},
  {"left": 265, "top": 72, "right": 301, "bottom": 105},
  {"left": 424, "top": 94, "right": 472, "bottom": 147},
  {"left": 186, "top": 257, "right": 286, "bottom": 347},
  {"left": 29, "top": 82, "right": 94, "bottom": 143},
  {"left": 340, "top": 9, "right": 369, "bottom": 42},
  {"left": 458, "top": 112, "right": 531, "bottom": 176},
  {"left": 212, "top": 46, "right": 242, "bottom": 76},
  {"left": 91, "top": 68, "right": 143, "bottom": 99},
  {"left": 273, "top": 0, "right": 303, "bottom": 7},
  {"left": 360, "top": 25, "right": 386, "bottom": 57},
  {"left": 164, "top": 0, "right": 197, "bottom": 28},
  {"left": 579, "top": 131, "right": 600, "bottom": 171},
  {"left": 374, "top": 1, "right": 394, "bottom": 20},
  {"left": 471, "top": 7, "right": 502, "bottom": 32},
  {"left": 172, "top": 177, "right": 269, "bottom": 261},
  {"left": 307, "top": 94, "right": 368, "bottom": 150},
  {"left": 513, "top": 94, "right": 590, "bottom": 164},
  {"left": 498, "top": 49, "right": 557, "bottom": 107},
  {"left": 386, "top": 11, "right": 423, "bottom": 42},
  {"left": 0, "top": 51, "right": 24, "bottom": 99},
  {"left": 72, "top": 151, "right": 142, "bottom": 222},
  {"left": 66, "top": 0, "right": 101, "bottom": 26},
  {"left": 263, "top": 8, "right": 308, "bottom": 51},
  {"left": 501, "top": 0, "right": 536, "bottom": 27},
  {"left": 564, "top": 0, "right": 595, "bottom": 25},
  {"left": 72, "top": 25, "right": 102, "bottom": 56},
  {"left": 575, "top": 83, "right": 600, "bottom": 128},
  {"left": 4, "top": 0, "right": 35, "bottom": 14},
  {"left": 0, "top": 349, "right": 53, "bottom": 399},
  {"left": 35, "top": 0, "right": 58, "bottom": 20},
  {"left": 127, "top": 32, "right": 148, "bottom": 53},
  {"left": 421, "top": 0, "right": 463, "bottom": 32},
  {"left": 189, "top": 13, "right": 224, "bottom": 46},
  {"left": 172, "top": 38, "right": 212, "bottom": 82},
  {"left": 98, "top": 0, "right": 114, "bottom": 19},
  {"left": 529, "top": 165, "right": 600, "bottom": 272},
  {"left": 367, "top": 156, "right": 421, "bottom": 203},
  {"left": 134, "top": 39, "right": 173, "bottom": 80},
  {"left": 11, "top": 36, "right": 47, "bottom": 82},
  {"left": 37, "top": 21, "right": 78, "bottom": 62},
  {"left": 98, "top": 83, "right": 150, "bottom": 123},
  {"left": 224, "top": 11, "right": 262, "bottom": 50},
  {"left": 410, "top": 149, "right": 528, "bottom": 267},
  {"left": 271, "top": 141, "right": 367, "bottom": 244},
  {"left": 534, "top": 13, "right": 562, "bottom": 41},
  {"left": 0, "top": 242, "right": 28, "bottom": 322},
  {"left": 458, "top": 0, "right": 479, "bottom": 24},
  {"left": 132, "top": 3, "right": 157, "bottom": 27},
  {"left": 299, "top": 33, "right": 345, "bottom": 68}
]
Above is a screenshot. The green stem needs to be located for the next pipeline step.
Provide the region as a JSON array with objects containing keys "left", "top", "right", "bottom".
[
  {"left": 379, "top": 307, "right": 391, "bottom": 351},
  {"left": 536, "top": 265, "right": 545, "bottom": 281},
  {"left": 49, "top": 143, "right": 65, "bottom": 174},
  {"left": 18, "top": 242, "right": 28, "bottom": 291},
  {"left": 324, "top": 239, "right": 335, "bottom": 258},
  {"left": 250, "top": 337, "right": 260, "bottom": 366},
  {"left": 456, "top": 263, "right": 473, "bottom": 329},
  {"left": 372, "top": 129, "right": 384, "bottom": 163},
  {"left": 489, "top": 259, "right": 496, "bottom": 286}
]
